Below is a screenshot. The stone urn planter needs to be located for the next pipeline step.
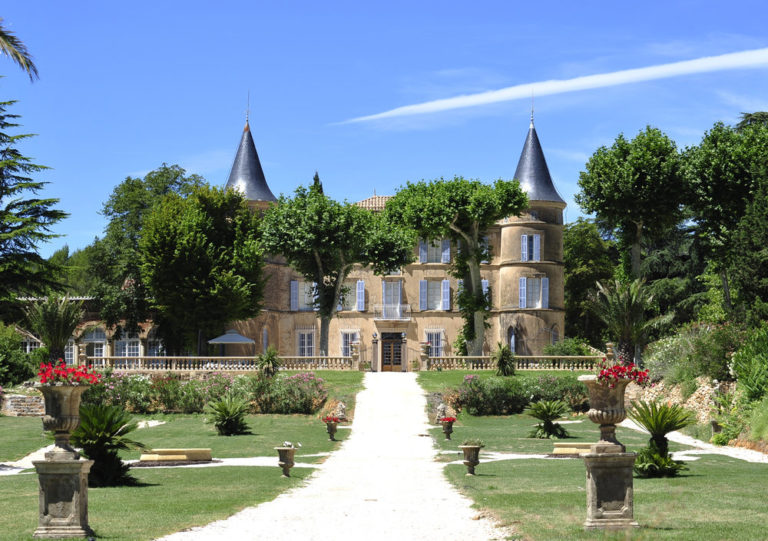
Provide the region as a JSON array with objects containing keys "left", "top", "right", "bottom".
[
  {"left": 37, "top": 384, "right": 89, "bottom": 461},
  {"left": 439, "top": 417, "right": 456, "bottom": 440},
  {"left": 275, "top": 447, "right": 296, "bottom": 477},
  {"left": 458, "top": 445, "right": 482, "bottom": 475},
  {"left": 322, "top": 416, "right": 340, "bottom": 441},
  {"left": 578, "top": 375, "right": 631, "bottom": 452}
]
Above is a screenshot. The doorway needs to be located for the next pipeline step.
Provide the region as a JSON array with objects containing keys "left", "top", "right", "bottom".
[{"left": 380, "top": 332, "right": 402, "bottom": 372}]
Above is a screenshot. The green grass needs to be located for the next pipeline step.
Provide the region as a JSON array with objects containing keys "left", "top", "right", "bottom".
[
  {"left": 417, "top": 369, "right": 592, "bottom": 394},
  {"left": 293, "top": 370, "right": 364, "bottom": 413},
  {"left": 0, "top": 416, "right": 49, "bottom": 462},
  {"left": 0, "top": 465, "right": 313, "bottom": 540}
]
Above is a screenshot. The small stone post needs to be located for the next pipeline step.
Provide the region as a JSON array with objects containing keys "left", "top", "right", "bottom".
[
  {"left": 400, "top": 333, "right": 407, "bottom": 372},
  {"left": 419, "top": 342, "right": 430, "bottom": 371},
  {"left": 371, "top": 334, "right": 379, "bottom": 372},
  {"left": 350, "top": 341, "right": 361, "bottom": 371},
  {"left": 605, "top": 342, "right": 614, "bottom": 362}
]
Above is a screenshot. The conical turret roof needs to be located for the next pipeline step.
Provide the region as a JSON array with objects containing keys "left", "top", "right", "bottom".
[
  {"left": 513, "top": 121, "right": 565, "bottom": 205},
  {"left": 225, "top": 122, "right": 277, "bottom": 202}
]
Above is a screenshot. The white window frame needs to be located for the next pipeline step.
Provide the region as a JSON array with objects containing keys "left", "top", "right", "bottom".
[
  {"left": 519, "top": 276, "right": 549, "bottom": 309},
  {"left": 341, "top": 331, "right": 359, "bottom": 357},
  {"left": 64, "top": 339, "right": 75, "bottom": 365},
  {"left": 297, "top": 330, "right": 315, "bottom": 357},
  {"left": 425, "top": 330, "right": 444, "bottom": 357},
  {"left": 115, "top": 332, "right": 140, "bottom": 357}
]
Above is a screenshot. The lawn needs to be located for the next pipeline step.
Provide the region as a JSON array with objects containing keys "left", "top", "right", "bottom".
[
  {"left": 0, "top": 416, "right": 48, "bottom": 462},
  {"left": 419, "top": 375, "right": 768, "bottom": 540}
]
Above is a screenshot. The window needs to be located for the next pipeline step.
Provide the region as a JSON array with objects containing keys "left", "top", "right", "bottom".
[
  {"left": 382, "top": 280, "right": 402, "bottom": 318},
  {"left": 419, "top": 279, "right": 450, "bottom": 311},
  {"left": 115, "top": 332, "right": 140, "bottom": 357},
  {"left": 419, "top": 239, "right": 450, "bottom": 263},
  {"left": 290, "top": 280, "right": 316, "bottom": 311},
  {"left": 262, "top": 327, "right": 269, "bottom": 354},
  {"left": 507, "top": 326, "right": 516, "bottom": 353},
  {"left": 518, "top": 276, "right": 549, "bottom": 309},
  {"left": 82, "top": 327, "right": 107, "bottom": 358},
  {"left": 341, "top": 331, "right": 359, "bottom": 357},
  {"left": 425, "top": 330, "right": 443, "bottom": 357},
  {"left": 298, "top": 330, "right": 315, "bottom": 357},
  {"left": 64, "top": 339, "right": 75, "bottom": 365},
  {"left": 551, "top": 326, "right": 559, "bottom": 345},
  {"left": 22, "top": 338, "right": 42, "bottom": 354},
  {"left": 338, "top": 281, "right": 356, "bottom": 311},
  {"left": 520, "top": 234, "right": 541, "bottom": 262}
]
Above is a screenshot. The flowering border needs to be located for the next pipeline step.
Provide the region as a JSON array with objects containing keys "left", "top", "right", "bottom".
[{"left": 38, "top": 360, "right": 101, "bottom": 385}]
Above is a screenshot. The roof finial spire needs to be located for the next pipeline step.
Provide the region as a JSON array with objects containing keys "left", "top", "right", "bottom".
[{"left": 246, "top": 91, "right": 250, "bottom": 125}]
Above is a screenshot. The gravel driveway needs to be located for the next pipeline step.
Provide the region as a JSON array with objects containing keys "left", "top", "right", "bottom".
[{"left": 157, "top": 372, "right": 511, "bottom": 541}]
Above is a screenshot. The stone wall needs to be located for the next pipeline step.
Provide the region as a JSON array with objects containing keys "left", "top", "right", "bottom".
[
  {"left": 1, "top": 393, "right": 44, "bottom": 416},
  {"left": 625, "top": 377, "right": 737, "bottom": 424}
]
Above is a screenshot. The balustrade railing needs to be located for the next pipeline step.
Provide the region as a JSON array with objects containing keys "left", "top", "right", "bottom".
[
  {"left": 427, "top": 355, "right": 601, "bottom": 371},
  {"left": 373, "top": 304, "right": 411, "bottom": 320},
  {"left": 87, "top": 355, "right": 354, "bottom": 372}
]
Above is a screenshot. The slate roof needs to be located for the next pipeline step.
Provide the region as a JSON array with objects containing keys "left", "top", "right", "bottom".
[
  {"left": 513, "top": 121, "right": 565, "bottom": 204},
  {"left": 225, "top": 122, "right": 277, "bottom": 202}
]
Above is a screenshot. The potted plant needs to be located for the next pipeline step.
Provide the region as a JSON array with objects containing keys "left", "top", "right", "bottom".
[
  {"left": 439, "top": 416, "right": 456, "bottom": 440},
  {"left": 36, "top": 360, "right": 102, "bottom": 460},
  {"left": 274, "top": 441, "right": 300, "bottom": 477},
  {"left": 578, "top": 359, "right": 649, "bottom": 451},
  {"left": 458, "top": 438, "right": 485, "bottom": 475},
  {"left": 322, "top": 415, "right": 340, "bottom": 441}
]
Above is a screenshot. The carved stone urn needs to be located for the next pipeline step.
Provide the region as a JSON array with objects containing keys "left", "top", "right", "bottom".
[
  {"left": 37, "top": 385, "right": 90, "bottom": 460},
  {"left": 325, "top": 421, "right": 338, "bottom": 441},
  {"left": 578, "top": 375, "right": 631, "bottom": 452},
  {"left": 274, "top": 447, "right": 296, "bottom": 477},
  {"left": 458, "top": 445, "right": 481, "bottom": 475},
  {"left": 441, "top": 420, "right": 454, "bottom": 440}
]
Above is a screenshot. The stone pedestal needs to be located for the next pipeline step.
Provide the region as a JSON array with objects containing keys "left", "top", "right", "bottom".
[
  {"left": 583, "top": 450, "right": 638, "bottom": 530},
  {"left": 32, "top": 459, "right": 94, "bottom": 539}
]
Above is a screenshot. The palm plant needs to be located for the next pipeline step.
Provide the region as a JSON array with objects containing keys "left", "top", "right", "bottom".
[
  {"left": 24, "top": 296, "right": 84, "bottom": 361},
  {"left": 492, "top": 343, "right": 515, "bottom": 376},
  {"left": 629, "top": 400, "right": 694, "bottom": 457},
  {"left": 257, "top": 346, "right": 281, "bottom": 379},
  {"left": 0, "top": 17, "right": 38, "bottom": 80},
  {"left": 525, "top": 399, "right": 570, "bottom": 439},
  {"left": 589, "top": 278, "right": 673, "bottom": 364},
  {"left": 71, "top": 404, "right": 147, "bottom": 486},
  {"left": 206, "top": 393, "right": 250, "bottom": 435}
]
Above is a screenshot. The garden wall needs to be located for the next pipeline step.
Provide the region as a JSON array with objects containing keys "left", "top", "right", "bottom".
[{"left": 1, "top": 393, "right": 44, "bottom": 416}]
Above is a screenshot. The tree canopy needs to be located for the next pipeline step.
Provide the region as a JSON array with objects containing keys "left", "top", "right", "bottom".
[
  {"left": 261, "top": 177, "right": 414, "bottom": 355},
  {"left": 576, "top": 126, "right": 683, "bottom": 278},
  {"left": 386, "top": 176, "right": 528, "bottom": 355},
  {"left": 140, "top": 185, "right": 264, "bottom": 354}
]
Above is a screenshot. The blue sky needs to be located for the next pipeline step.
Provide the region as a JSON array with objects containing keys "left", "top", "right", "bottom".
[{"left": 3, "top": 1, "right": 768, "bottom": 258}]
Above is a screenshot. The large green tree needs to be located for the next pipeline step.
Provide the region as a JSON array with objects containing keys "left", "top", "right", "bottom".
[
  {"left": 386, "top": 176, "right": 528, "bottom": 355},
  {"left": 576, "top": 126, "right": 683, "bottom": 278},
  {"left": 139, "top": 185, "right": 264, "bottom": 354},
  {"left": 0, "top": 100, "right": 66, "bottom": 314},
  {"left": 261, "top": 177, "right": 414, "bottom": 355},
  {"left": 90, "top": 164, "right": 204, "bottom": 333},
  {"left": 0, "top": 17, "right": 38, "bottom": 80},
  {"left": 684, "top": 121, "right": 768, "bottom": 310},
  {"left": 563, "top": 218, "right": 616, "bottom": 347}
]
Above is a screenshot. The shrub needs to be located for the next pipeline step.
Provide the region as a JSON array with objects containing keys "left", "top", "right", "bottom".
[
  {"left": 0, "top": 323, "right": 37, "bottom": 386},
  {"left": 492, "top": 343, "right": 515, "bottom": 376},
  {"left": 525, "top": 400, "right": 570, "bottom": 438},
  {"left": 629, "top": 400, "right": 694, "bottom": 458},
  {"left": 634, "top": 447, "right": 687, "bottom": 478},
  {"left": 449, "top": 375, "right": 528, "bottom": 415},
  {"left": 711, "top": 390, "right": 750, "bottom": 444},
  {"left": 748, "top": 395, "right": 768, "bottom": 443},
  {"left": 521, "top": 375, "right": 589, "bottom": 412},
  {"left": 71, "top": 404, "right": 146, "bottom": 486},
  {"left": 542, "top": 337, "right": 593, "bottom": 356},
  {"left": 250, "top": 372, "right": 327, "bottom": 414},
  {"left": 206, "top": 393, "right": 250, "bottom": 435},
  {"left": 150, "top": 373, "right": 183, "bottom": 411},
  {"left": 731, "top": 322, "right": 768, "bottom": 402},
  {"left": 257, "top": 347, "right": 281, "bottom": 379}
]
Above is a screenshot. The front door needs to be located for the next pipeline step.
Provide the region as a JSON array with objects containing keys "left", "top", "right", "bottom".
[{"left": 380, "top": 332, "right": 402, "bottom": 372}]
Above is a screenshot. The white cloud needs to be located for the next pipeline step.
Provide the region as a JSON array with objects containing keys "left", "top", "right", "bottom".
[{"left": 344, "top": 48, "right": 768, "bottom": 124}]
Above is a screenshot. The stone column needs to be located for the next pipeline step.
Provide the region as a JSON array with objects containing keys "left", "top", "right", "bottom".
[
  {"left": 371, "top": 334, "right": 379, "bottom": 372},
  {"left": 583, "top": 451, "right": 638, "bottom": 530},
  {"left": 350, "top": 341, "right": 360, "bottom": 371},
  {"left": 33, "top": 459, "right": 94, "bottom": 539},
  {"left": 400, "top": 334, "right": 407, "bottom": 372}
]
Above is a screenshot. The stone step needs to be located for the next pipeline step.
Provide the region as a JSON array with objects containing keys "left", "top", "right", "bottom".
[{"left": 139, "top": 448, "right": 212, "bottom": 462}]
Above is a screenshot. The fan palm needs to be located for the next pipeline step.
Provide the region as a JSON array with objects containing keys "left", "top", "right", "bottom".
[
  {"left": 525, "top": 399, "right": 570, "bottom": 438},
  {"left": 24, "top": 296, "right": 84, "bottom": 361},
  {"left": 589, "top": 278, "right": 673, "bottom": 364},
  {"left": 492, "top": 343, "right": 515, "bottom": 376},
  {"left": 206, "top": 393, "right": 250, "bottom": 435},
  {"left": 0, "top": 18, "right": 38, "bottom": 80},
  {"left": 628, "top": 400, "right": 694, "bottom": 458},
  {"left": 71, "top": 404, "right": 147, "bottom": 486}
]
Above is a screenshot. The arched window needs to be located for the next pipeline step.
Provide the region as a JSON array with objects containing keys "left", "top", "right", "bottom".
[
  {"left": 551, "top": 325, "right": 560, "bottom": 345},
  {"left": 262, "top": 326, "right": 269, "bottom": 354},
  {"left": 507, "top": 326, "right": 516, "bottom": 353}
]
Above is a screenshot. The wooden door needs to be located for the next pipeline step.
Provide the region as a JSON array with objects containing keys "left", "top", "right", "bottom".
[{"left": 381, "top": 337, "right": 402, "bottom": 372}]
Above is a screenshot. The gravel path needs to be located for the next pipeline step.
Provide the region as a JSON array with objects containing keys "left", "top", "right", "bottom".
[{"left": 157, "top": 372, "right": 511, "bottom": 541}]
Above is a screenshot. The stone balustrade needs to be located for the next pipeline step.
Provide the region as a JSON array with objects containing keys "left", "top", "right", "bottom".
[
  {"left": 426, "top": 355, "right": 601, "bottom": 371},
  {"left": 86, "top": 355, "right": 355, "bottom": 373}
]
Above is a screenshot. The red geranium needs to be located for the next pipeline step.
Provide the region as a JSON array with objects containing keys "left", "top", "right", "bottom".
[
  {"left": 322, "top": 416, "right": 340, "bottom": 423},
  {"left": 439, "top": 417, "right": 457, "bottom": 423},
  {"left": 38, "top": 360, "right": 101, "bottom": 385},
  {"left": 596, "top": 358, "right": 649, "bottom": 388}
]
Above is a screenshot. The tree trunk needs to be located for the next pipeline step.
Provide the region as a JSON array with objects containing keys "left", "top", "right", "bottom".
[
  {"left": 630, "top": 241, "right": 642, "bottom": 279},
  {"left": 319, "top": 315, "right": 330, "bottom": 357},
  {"left": 467, "top": 257, "right": 486, "bottom": 356}
]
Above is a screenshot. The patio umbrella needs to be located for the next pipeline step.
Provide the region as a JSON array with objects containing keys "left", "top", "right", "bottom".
[{"left": 208, "top": 329, "right": 256, "bottom": 355}]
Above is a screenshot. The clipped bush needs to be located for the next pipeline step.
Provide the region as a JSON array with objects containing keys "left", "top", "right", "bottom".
[
  {"left": 525, "top": 400, "right": 570, "bottom": 439},
  {"left": 71, "top": 404, "right": 146, "bottom": 486},
  {"left": 542, "top": 337, "right": 593, "bottom": 356},
  {"left": 206, "top": 393, "right": 250, "bottom": 435}
]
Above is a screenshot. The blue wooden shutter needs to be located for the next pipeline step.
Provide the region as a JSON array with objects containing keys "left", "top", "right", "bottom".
[
  {"left": 356, "top": 280, "right": 365, "bottom": 311},
  {"left": 441, "top": 279, "right": 450, "bottom": 310},
  {"left": 290, "top": 280, "right": 299, "bottom": 311},
  {"left": 441, "top": 239, "right": 450, "bottom": 263},
  {"left": 419, "top": 240, "right": 427, "bottom": 263},
  {"left": 482, "top": 279, "right": 489, "bottom": 295},
  {"left": 519, "top": 277, "right": 527, "bottom": 308},
  {"left": 542, "top": 277, "right": 549, "bottom": 308},
  {"left": 419, "top": 280, "right": 427, "bottom": 311},
  {"left": 312, "top": 282, "right": 319, "bottom": 311},
  {"left": 521, "top": 234, "right": 528, "bottom": 261},
  {"left": 533, "top": 234, "right": 541, "bottom": 261}
]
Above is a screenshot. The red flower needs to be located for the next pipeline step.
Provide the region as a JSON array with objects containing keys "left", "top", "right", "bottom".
[
  {"left": 322, "top": 416, "right": 340, "bottom": 423},
  {"left": 37, "top": 360, "right": 102, "bottom": 385},
  {"left": 439, "top": 417, "right": 457, "bottom": 423},
  {"left": 596, "top": 360, "right": 649, "bottom": 387}
]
